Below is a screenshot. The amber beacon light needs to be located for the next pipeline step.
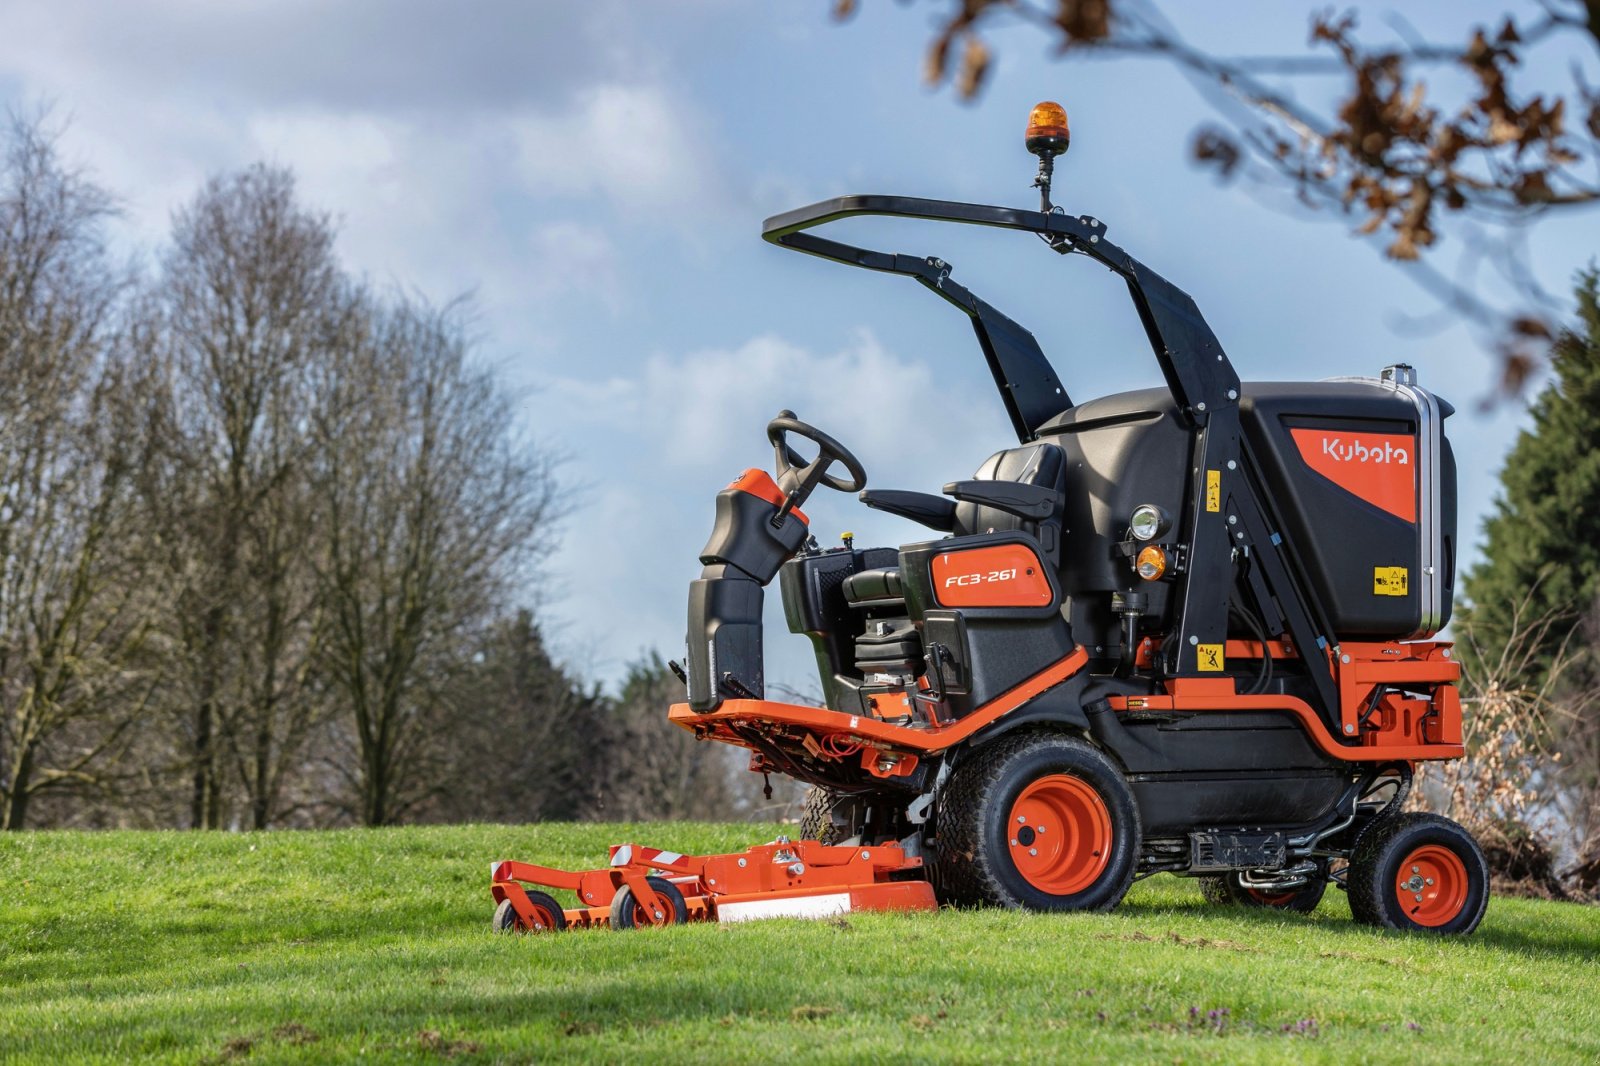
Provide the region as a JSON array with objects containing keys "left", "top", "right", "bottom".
[
  {"left": 1025, "top": 101, "right": 1071, "bottom": 157},
  {"left": 1025, "top": 101, "right": 1070, "bottom": 211}
]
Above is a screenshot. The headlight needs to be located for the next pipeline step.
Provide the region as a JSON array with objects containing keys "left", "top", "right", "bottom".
[{"left": 1129, "top": 504, "right": 1168, "bottom": 542}]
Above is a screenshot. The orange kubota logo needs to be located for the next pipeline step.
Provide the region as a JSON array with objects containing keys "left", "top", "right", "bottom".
[{"left": 1290, "top": 429, "right": 1416, "bottom": 523}]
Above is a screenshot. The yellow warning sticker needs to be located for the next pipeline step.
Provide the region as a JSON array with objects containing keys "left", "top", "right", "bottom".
[
  {"left": 1206, "top": 469, "right": 1221, "bottom": 512},
  {"left": 1196, "top": 643, "right": 1225, "bottom": 671},
  {"left": 1374, "top": 566, "right": 1409, "bottom": 596}
]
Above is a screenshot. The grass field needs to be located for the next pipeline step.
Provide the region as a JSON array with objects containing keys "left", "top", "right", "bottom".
[{"left": 3, "top": 823, "right": 1599, "bottom": 1064}]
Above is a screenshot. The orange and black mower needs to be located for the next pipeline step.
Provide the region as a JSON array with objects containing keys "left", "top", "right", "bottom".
[{"left": 493, "top": 102, "right": 1488, "bottom": 936}]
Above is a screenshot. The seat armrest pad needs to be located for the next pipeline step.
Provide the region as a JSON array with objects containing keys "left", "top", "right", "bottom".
[
  {"left": 942, "top": 480, "right": 1061, "bottom": 521},
  {"left": 858, "top": 489, "right": 958, "bottom": 532}
]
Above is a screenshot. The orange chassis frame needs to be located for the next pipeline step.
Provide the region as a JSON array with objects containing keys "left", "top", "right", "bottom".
[
  {"left": 492, "top": 839, "right": 935, "bottom": 931},
  {"left": 496, "top": 639, "right": 1459, "bottom": 931},
  {"left": 666, "top": 638, "right": 1463, "bottom": 771}
]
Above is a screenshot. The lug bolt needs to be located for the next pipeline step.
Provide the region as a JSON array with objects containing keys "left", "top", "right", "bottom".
[
  {"left": 1425, "top": 878, "right": 1434, "bottom": 886},
  {"left": 1414, "top": 894, "right": 1423, "bottom": 903},
  {"left": 738, "top": 858, "right": 747, "bottom": 868},
  {"left": 1037, "top": 826, "right": 1046, "bottom": 834},
  {"left": 1412, "top": 866, "right": 1420, "bottom": 873},
  {"left": 1029, "top": 848, "right": 1038, "bottom": 857},
  {"left": 1011, "top": 838, "right": 1019, "bottom": 847},
  {"left": 1017, "top": 815, "right": 1026, "bottom": 824}
]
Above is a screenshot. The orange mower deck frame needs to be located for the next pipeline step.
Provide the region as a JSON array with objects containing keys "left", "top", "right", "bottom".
[{"left": 491, "top": 838, "right": 935, "bottom": 932}]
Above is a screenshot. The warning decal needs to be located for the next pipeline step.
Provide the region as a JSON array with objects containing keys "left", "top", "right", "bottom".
[
  {"left": 1205, "top": 469, "right": 1221, "bottom": 512},
  {"left": 1196, "top": 643, "right": 1225, "bottom": 671},
  {"left": 1373, "top": 566, "right": 1409, "bottom": 596}
]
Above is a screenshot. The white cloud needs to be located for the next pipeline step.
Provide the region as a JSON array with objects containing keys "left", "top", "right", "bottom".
[{"left": 506, "top": 83, "right": 729, "bottom": 218}]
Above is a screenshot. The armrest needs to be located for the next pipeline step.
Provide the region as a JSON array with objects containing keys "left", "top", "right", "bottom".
[
  {"left": 858, "top": 489, "right": 958, "bottom": 532},
  {"left": 942, "top": 480, "right": 1061, "bottom": 521}
]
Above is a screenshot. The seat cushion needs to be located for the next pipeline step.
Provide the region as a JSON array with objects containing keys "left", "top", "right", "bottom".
[{"left": 842, "top": 567, "right": 903, "bottom": 606}]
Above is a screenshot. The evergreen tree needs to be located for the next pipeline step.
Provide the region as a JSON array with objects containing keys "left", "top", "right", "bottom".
[{"left": 1461, "top": 267, "right": 1600, "bottom": 691}]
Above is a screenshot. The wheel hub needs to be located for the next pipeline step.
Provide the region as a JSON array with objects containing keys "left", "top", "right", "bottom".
[
  {"left": 1393, "top": 844, "right": 1468, "bottom": 927},
  {"left": 1007, "top": 774, "right": 1112, "bottom": 896}
]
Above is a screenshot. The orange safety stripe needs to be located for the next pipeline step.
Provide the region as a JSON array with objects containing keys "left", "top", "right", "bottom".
[{"left": 668, "top": 645, "right": 1089, "bottom": 752}]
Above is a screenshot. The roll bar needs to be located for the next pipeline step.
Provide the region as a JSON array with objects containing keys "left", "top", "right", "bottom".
[
  {"left": 762, "top": 193, "right": 1345, "bottom": 715},
  {"left": 761, "top": 195, "right": 1241, "bottom": 438}
]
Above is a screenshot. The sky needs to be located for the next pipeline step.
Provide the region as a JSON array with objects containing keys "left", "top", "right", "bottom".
[{"left": 2, "top": 1, "right": 1595, "bottom": 691}]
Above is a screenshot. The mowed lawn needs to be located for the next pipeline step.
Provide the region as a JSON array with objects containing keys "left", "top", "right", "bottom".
[{"left": 3, "top": 824, "right": 1599, "bottom": 1064}]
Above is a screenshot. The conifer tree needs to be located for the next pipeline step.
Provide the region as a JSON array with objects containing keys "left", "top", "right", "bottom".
[{"left": 1462, "top": 267, "right": 1600, "bottom": 691}]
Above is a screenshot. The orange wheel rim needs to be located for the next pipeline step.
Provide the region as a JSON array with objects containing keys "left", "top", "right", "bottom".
[
  {"left": 1245, "top": 887, "right": 1298, "bottom": 906},
  {"left": 527, "top": 903, "right": 560, "bottom": 932},
  {"left": 1394, "top": 844, "right": 1468, "bottom": 927},
  {"left": 1007, "top": 774, "right": 1112, "bottom": 895},
  {"left": 629, "top": 890, "right": 672, "bottom": 927}
]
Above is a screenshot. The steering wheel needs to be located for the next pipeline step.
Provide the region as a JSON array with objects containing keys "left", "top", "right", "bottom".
[{"left": 766, "top": 411, "right": 868, "bottom": 507}]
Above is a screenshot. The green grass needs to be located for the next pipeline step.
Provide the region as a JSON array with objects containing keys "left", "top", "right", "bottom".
[{"left": 3, "top": 824, "right": 1599, "bottom": 1064}]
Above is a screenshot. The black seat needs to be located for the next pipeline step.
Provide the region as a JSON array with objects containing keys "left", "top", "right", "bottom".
[{"left": 842, "top": 443, "right": 1067, "bottom": 610}]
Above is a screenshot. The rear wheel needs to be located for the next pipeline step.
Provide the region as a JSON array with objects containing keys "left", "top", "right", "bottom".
[
  {"left": 1198, "top": 870, "right": 1327, "bottom": 913},
  {"left": 1348, "top": 812, "right": 1488, "bottom": 934},
  {"left": 609, "top": 876, "right": 689, "bottom": 930},
  {"left": 494, "top": 889, "right": 567, "bottom": 933},
  {"left": 935, "top": 732, "right": 1139, "bottom": 912}
]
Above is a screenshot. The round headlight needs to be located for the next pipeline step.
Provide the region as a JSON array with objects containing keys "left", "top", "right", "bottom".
[{"left": 1129, "top": 504, "right": 1168, "bottom": 542}]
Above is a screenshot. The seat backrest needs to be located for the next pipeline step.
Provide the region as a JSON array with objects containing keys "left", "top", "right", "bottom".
[{"left": 953, "top": 443, "right": 1066, "bottom": 536}]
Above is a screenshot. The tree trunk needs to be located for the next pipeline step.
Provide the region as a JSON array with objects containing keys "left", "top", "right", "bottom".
[{"left": 2, "top": 741, "right": 35, "bottom": 830}]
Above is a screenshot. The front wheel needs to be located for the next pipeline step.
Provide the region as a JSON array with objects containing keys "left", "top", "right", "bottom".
[
  {"left": 1347, "top": 812, "right": 1489, "bottom": 934},
  {"left": 935, "top": 732, "right": 1140, "bottom": 912},
  {"left": 799, "top": 786, "right": 847, "bottom": 845},
  {"left": 609, "top": 876, "right": 689, "bottom": 930}
]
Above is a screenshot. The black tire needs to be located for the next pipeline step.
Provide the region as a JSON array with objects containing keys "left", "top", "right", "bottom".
[
  {"left": 494, "top": 889, "right": 567, "bottom": 933},
  {"left": 935, "top": 732, "right": 1140, "bottom": 912},
  {"left": 799, "top": 786, "right": 847, "bottom": 845},
  {"left": 609, "top": 876, "right": 689, "bottom": 930},
  {"left": 1348, "top": 812, "right": 1489, "bottom": 934},
  {"left": 1197, "top": 871, "right": 1327, "bottom": 913}
]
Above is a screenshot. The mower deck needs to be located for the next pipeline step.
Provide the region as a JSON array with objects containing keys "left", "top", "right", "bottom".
[{"left": 491, "top": 838, "right": 935, "bottom": 932}]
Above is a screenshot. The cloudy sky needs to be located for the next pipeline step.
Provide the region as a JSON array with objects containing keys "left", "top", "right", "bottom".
[{"left": 3, "top": 1, "right": 1595, "bottom": 690}]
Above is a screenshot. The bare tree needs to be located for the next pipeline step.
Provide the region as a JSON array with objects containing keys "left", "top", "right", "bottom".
[
  {"left": 848, "top": 0, "right": 1600, "bottom": 386},
  {"left": 149, "top": 164, "right": 340, "bottom": 829},
  {"left": 596, "top": 655, "right": 743, "bottom": 822},
  {"left": 311, "top": 294, "right": 559, "bottom": 826},
  {"left": 0, "top": 116, "right": 156, "bottom": 829}
]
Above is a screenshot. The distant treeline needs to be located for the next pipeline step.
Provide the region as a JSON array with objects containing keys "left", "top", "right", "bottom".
[{"left": 0, "top": 115, "right": 771, "bottom": 830}]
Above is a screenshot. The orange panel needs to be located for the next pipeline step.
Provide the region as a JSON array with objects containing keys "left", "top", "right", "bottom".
[
  {"left": 932, "top": 543, "right": 1053, "bottom": 608},
  {"left": 1290, "top": 428, "right": 1416, "bottom": 522}
]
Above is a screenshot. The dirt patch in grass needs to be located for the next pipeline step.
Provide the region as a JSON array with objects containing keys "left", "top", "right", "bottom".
[
  {"left": 1094, "top": 930, "right": 1259, "bottom": 952},
  {"left": 417, "top": 1029, "right": 481, "bottom": 1057}
]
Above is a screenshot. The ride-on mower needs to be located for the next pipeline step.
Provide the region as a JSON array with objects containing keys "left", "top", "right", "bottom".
[{"left": 492, "top": 102, "right": 1489, "bottom": 936}]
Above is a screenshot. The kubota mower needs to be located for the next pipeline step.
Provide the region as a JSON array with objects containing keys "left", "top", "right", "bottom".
[{"left": 493, "top": 102, "right": 1489, "bottom": 936}]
